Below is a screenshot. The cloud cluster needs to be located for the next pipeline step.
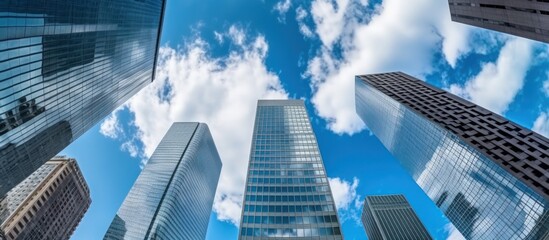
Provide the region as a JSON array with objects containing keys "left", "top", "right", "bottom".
[
  {"left": 298, "top": 0, "right": 481, "bottom": 134},
  {"left": 533, "top": 110, "right": 549, "bottom": 138},
  {"left": 99, "top": 109, "right": 123, "bottom": 139},
  {"left": 449, "top": 39, "right": 533, "bottom": 115},
  {"left": 329, "top": 177, "right": 363, "bottom": 224},
  {"left": 274, "top": 0, "right": 292, "bottom": 23},
  {"left": 101, "top": 27, "right": 288, "bottom": 225}
]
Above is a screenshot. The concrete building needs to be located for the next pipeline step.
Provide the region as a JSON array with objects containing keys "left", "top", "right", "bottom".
[{"left": 0, "top": 157, "right": 91, "bottom": 240}]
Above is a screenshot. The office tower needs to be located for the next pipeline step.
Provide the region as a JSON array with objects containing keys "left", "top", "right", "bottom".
[
  {"left": 0, "top": 157, "right": 91, "bottom": 240},
  {"left": 104, "top": 122, "right": 222, "bottom": 240},
  {"left": 239, "top": 100, "right": 343, "bottom": 239},
  {"left": 0, "top": 0, "right": 167, "bottom": 196},
  {"left": 448, "top": 0, "right": 549, "bottom": 43},
  {"left": 355, "top": 72, "right": 549, "bottom": 239},
  {"left": 361, "top": 195, "right": 432, "bottom": 240}
]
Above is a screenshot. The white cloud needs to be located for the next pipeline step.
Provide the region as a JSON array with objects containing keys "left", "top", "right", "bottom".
[
  {"left": 274, "top": 0, "right": 292, "bottom": 22},
  {"left": 533, "top": 110, "right": 549, "bottom": 138},
  {"left": 305, "top": 0, "right": 451, "bottom": 134},
  {"left": 329, "top": 177, "right": 363, "bottom": 223},
  {"left": 228, "top": 26, "right": 246, "bottom": 46},
  {"left": 116, "top": 27, "right": 288, "bottom": 225},
  {"left": 299, "top": 0, "right": 509, "bottom": 135},
  {"left": 449, "top": 38, "right": 533, "bottom": 114},
  {"left": 213, "top": 31, "right": 224, "bottom": 44},
  {"left": 311, "top": 0, "right": 352, "bottom": 48},
  {"left": 445, "top": 223, "right": 466, "bottom": 240},
  {"left": 543, "top": 72, "right": 549, "bottom": 97},
  {"left": 296, "top": 7, "right": 314, "bottom": 38},
  {"left": 99, "top": 108, "right": 123, "bottom": 139},
  {"left": 437, "top": 6, "right": 473, "bottom": 68}
]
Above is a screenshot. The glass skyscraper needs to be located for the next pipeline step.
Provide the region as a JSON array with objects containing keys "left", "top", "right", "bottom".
[
  {"left": 104, "top": 122, "right": 222, "bottom": 240},
  {"left": 355, "top": 72, "right": 549, "bottom": 239},
  {"left": 239, "top": 100, "right": 343, "bottom": 239},
  {"left": 0, "top": 0, "right": 167, "bottom": 196},
  {"left": 0, "top": 157, "right": 91, "bottom": 240},
  {"left": 361, "top": 195, "right": 432, "bottom": 240},
  {"left": 448, "top": 0, "right": 549, "bottom": 43}
]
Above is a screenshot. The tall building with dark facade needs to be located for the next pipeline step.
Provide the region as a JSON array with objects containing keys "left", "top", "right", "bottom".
[
  {"left": 0, "top": 157, "right": 91, "bottom": 240},
  {"left": 448, "top": 0, "right": 549, "bottom": 43},
  {"left": 0, "top": 0, "right": 167, "bottom": 196},
  {"left": 239, "top": 100, "right": 343, "bottom": 239},
  {"left": 355, "top": 72, "right": 549, "bottom": 239},
  {"left": 361, "top": 195, "right": 432, "bottom": 240},
  {"left": 104, "top": 122, "right": 222, "bottom": 240}
]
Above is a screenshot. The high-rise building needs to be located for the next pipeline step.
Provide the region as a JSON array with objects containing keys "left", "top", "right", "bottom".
[
  {"left": 361, "top": 194, "right": 432, "bottom": 240},
  {"left": 355, "top": 72, "right": 549, "bottom": 239},
  {"left": 104, "top": 122, "right": 222, "bottom": 240},
  {"left": 0, "top": 157, "right": 91, "bottom": 240},
  {"left": 448, "top": 0, "right": 549, "bottom": 43},
  {"left": 0, "top": 0, "right": 167, "bottom": 196},
  {"left": 239, "top": 100, "right": 343, "bottom": 239}
]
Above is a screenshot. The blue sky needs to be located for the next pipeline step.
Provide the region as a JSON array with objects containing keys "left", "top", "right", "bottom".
[{"left": 66, "top": 0, "right": 549, "bottom": 239}]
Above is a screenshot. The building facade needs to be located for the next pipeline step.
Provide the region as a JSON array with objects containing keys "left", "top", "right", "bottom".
[
  {"left": 361, "top": 195, "right": 432, "bottom": 240},
  {"left": 0, "top": 157, "right": 91, "bottom": 240},
  {"left": 448, "top": 0, "right": 549, "bottom": 43},
  {"left": 355, "top": 72, "right": 549, "bottom": 239},
  {"left": 239, "top": 100, "right": 343, "bottom": 239},
  {"left": 104, "top": 122, "right": 222, "bottom": 240},
  {"left": 0, "top": 0, "right": 167, "bottom": 196}
]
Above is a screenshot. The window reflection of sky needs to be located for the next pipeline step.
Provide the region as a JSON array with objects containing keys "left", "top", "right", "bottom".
[{"left": 355, "top": 77, "right": 549, "bottom": 239}]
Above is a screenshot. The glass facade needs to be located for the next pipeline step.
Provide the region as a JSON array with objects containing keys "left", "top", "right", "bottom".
[
  {"left": 361, "top": 195, "right": 432, "bottom": 240},
  {"left": 104, "top": 122, "right": 222, "bottom": 240},
  {"left": 239, "top": 100, "right": 343, "bottom": 239},
  {"left": 355, "top": 73, "right": 549, "bottom": 239},
  {"left": 0, "top": 0, "right": 167, "bottom": 196}
]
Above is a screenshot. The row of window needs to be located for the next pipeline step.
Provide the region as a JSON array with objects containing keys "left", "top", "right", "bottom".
[
  {"left": 246, "top": 185, "right": 330, "bottom": 193},
  {"left": 452, "top": 14, "right": 549, "bottom": 35},
  {"left": 242, "top": 214, "right": 338, "bottom": 225},
  {"left": 247, "top": 177, "right": 328, "bottom": 184},
  {"left": 254, "top": 144, "right": 317, "bottom": 150},
  {"left": 248, "top": 170, "right": 325, "bottom": 177},
  {"left": 240, "top": 227, "right": 341, "bottom": 237},
  {"left": 244, "top": 204, "right": 335, "bottom": 213},
  {"left": 251, "top": 156, "right": 321, "bottom": 162},
  {"left": 248, "top": 163, "right": 323, "bottom": 170},
  {"left": 252, "top": 151, "right": 320, "bottom": 157},
  {"left": 477, "top": 3, "right": 549, "bottom": 15},
  {"left": 255, "top": 134, "right": 313, "bottom": 140},
  {"left": 245, "top": 194, "right": 332, "bottom": 203}
]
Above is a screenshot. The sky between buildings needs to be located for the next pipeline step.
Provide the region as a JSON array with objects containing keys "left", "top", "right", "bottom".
[{"left": 65, "top": 0, "right": 549, "bottom": 239}]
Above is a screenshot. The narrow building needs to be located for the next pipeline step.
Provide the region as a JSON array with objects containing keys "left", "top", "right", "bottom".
[
  {"left": 104, "top": 122, "right": 222, "bottom": 240},
  {"left": 239, "top": 100, "right": 343, "bottom": 239}
]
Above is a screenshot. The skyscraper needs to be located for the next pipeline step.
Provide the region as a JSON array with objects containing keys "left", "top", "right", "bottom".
[
  {"left": 0, "top": 157, "right": 91, "bottom": 240},
  {"left": 0, "top": 0, "right": 167, "bottom": 196},
  {"left": 239, "top": 100, "right": 343, "bottom": 239},
  {"left": 361, "top": 194, "right": 432, "bottom": 240},
  {"left": 104, "top": 122, "right": 222, "bottom": 240},
  {"left": 355, "top": 72, "right": 549, "bottom": 239},
  {"left": 448, "top": 0, "right": 549, "bottom": 43}
]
